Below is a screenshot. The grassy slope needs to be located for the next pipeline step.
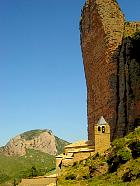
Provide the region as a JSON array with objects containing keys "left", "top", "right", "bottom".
[
  {"left": 58, "top": 128, "right": 140, "bottom": 186},
  {"left": 0, "top": 149, "right": 55, "bottom": 185},
  {"left": 0, "top": 129, "right": 69, "bottom": 185}
]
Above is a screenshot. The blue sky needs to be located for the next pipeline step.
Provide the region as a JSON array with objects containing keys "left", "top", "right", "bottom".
[{"left": 0, "top": 0, "right": 139, "bottom": 146}]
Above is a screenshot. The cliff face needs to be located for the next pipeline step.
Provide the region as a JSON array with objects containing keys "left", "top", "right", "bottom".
[
  {"left": 115, "top": 23, "right": 140, "bottom": 138},
  {"left": 80, "top": 0, "right": 140, "bottom": 141},
  {"left": 1, "top": 129, "right": 69, "bottom": 156}
]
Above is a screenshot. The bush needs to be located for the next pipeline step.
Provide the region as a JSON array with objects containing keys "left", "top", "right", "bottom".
[
  {"left": 107, "top": 148, "right": 132, "bottom": 173},
  {"left": 122, "top": 168, "right": 140, "bottom": 182},
  {"left": 82, "top": 174, "right": 90, "bottom": 180},
  {"left": 107, "top": 155, "right": 120, "bottom": 173},
  {"left": 117, "top": 148, "right": 132, "bottom": 162},
  {"left": 0, "top": 170, "right": 10, "bottom": 184},
  {"left": 112, "top": 138, "right": 127, "bottom": 149},
  {"left": 65, "top": 174, "right": 76, "bottom": 180},
  {"left": 17, "top": 166, "right": 43, "bottom": 179},
  {"left": 129, "top": 140, "right": 140, "bottom": 158},
  {"left": 13, "top": 178, "right": 21, "bottom": 186}
]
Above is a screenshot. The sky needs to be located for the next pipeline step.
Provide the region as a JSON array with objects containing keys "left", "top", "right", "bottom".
[{"left": 0, "top": 0, "right": 140, "bottom": 146}]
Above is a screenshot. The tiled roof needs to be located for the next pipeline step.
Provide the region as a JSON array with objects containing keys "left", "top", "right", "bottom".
[
  {"left": 65, "top": 140, "right": 89, "bottom": 148},
  {"left": 97, "top": 116, "right": 107, "bottom": 125}
]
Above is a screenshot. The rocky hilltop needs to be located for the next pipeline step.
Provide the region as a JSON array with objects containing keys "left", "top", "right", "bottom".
[
  {"left": 1, "top": 129, "right": 69, "bottom": 156},
  {"left": 80, "top": 0, "right": 140, "bottom": 141},
  {"left": 0, "top": 129, "right": 69, "bottom": 185}
]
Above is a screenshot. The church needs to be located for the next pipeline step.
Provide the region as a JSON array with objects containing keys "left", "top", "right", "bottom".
[{"left": 56, "top": 116, "right": 110, "bottom": 175}]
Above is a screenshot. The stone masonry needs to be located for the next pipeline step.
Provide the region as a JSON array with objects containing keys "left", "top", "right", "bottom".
[
  {"left": 80, "top": 0, "right": 140, "bottom": 141},
  {"left": 56, "top": 116, "right": 110, "bottom": 176}
]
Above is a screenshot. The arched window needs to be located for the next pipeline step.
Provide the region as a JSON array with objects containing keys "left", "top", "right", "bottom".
[
  {"left": 98, "top": 126, "right": 101, "bottom": 131},
  {"left": 102, "top": 126, "right": 105, "bottom": 133}
]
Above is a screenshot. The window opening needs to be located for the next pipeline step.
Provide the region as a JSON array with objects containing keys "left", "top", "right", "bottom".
[{"left": 102, "top": 126, "right": 105, "bottom": 133}]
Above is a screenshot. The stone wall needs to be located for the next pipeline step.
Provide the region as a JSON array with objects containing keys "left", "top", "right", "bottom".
[
  {"left": 80, "top": 0, "right": 140, "bottom": 141},
  {"left": 19, "top": 177, "right": 57, "bottom": 186},
  {"left": 73, "top": 151, "right": 95, "bottom": 162}
]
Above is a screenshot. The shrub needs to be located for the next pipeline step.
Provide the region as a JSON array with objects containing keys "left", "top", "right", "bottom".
[
  {"left": 30, "top": 166, "right": 38, "bottom": 177},
  {"left": 82, "top": 174, "right": 90, "bottom": 179},
  {"left": 117, "top": 148, "right": 132, "bottom": 162},
  {"left": 107, "top": 148, "right": 132, "bottom": 173},
  {"left": 0, "top": 170, "right": 10, "bottom": 184},
  {"left": 13, "top": 177, "right": 21, "bottom": 186},
  {"left": 65, "top": 174, "right": 76, "bottom": 180},
  {"left": 122, "top": 167, "right": 140, "bottom": 182},
  {"left": 112, "top": 138, "right": 127, "bottom": 149},
  {"left": 107, "top": 155, "right": 120, "bottom": 173},
  {"left": 129, "top": 140, "right": 140, "bottom": 158}
]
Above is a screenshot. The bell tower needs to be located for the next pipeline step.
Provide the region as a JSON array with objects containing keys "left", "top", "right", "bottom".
[{"left": 94, "top": 116, "right": 110, "bottom": 153}]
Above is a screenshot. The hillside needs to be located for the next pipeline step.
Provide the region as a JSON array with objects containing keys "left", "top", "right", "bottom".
[
  {"left": 58, "top": 127, "right": 140, "bottom": 186},
  {"left": 0, "top": 129, "right": 69, "bottom": 185},
  {"left": 0, "top": 129, "right": 69, "bottom": 156}
]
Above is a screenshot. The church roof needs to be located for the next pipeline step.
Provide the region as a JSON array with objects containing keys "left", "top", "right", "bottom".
[
  {"left": 65, "top": 140, "right": 87, "bottom": 148},
  {"left": 97, "top": 116, "right": 107, "bottom": 125}
]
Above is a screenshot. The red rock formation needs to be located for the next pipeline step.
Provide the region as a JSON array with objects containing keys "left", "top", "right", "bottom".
[{"left": 80, "top": 0, "right": 140, "bottom": 141}]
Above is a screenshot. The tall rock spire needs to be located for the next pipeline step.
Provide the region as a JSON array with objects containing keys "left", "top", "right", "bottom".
[{"left": 80, "top": 0, "right": 140, "bottom": 141}]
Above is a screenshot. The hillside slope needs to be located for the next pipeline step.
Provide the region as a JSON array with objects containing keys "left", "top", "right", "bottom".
[
  {"left": 58, "top": 127, "right": 140, "bottom": 186},
  {"left": 0, "top": 129, "right": 69, "bottom": 156},
  {"left": 0, "top": 129, "right": 69, "bottom": 185}
]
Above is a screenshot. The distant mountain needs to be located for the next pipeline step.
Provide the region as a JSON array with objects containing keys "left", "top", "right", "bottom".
[
  {"left": 0, "top": 129, "right": 69, "bottom": 157},
  {"left": 0, "top": 129, "right": 69, "bottom": 185}
]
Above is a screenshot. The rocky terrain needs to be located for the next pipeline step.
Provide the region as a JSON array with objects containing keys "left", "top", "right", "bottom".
[
  {"left": 80, "top": 0, "right": 140, "bottom": 141},
  {"left": 0, "top": 129, "right": 69, "bottom": 157}
]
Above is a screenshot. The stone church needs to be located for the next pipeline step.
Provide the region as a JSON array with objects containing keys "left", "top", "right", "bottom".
[{"left": 56, "top": 116, "right": 110, "bottom": 175}]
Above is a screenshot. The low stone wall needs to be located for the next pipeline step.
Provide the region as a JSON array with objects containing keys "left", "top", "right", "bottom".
[
  {"left": 73, "top": 151, "right": 95, "bottom": 162},
  {"left": 18, "top": 176, "right": 57, "bottom": 186}
]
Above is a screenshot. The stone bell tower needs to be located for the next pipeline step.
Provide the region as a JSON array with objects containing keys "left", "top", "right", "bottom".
[{"left": 94, "top": 116, "right": 110, "bottom": 153}]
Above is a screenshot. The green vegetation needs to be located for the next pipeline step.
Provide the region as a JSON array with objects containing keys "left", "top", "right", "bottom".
[
  {"left": 20, "top": 129, "right": 48, "bottom": 140},
  {"left": 0, "top": 149, "right": 55, "bottom": 185},
  {"left": 0, "top": 129, "right": 69, "bottom": 185},
  {"left": 55, "top": 136, "right": 70, "bottom": 155},
  {"left": 58, "top": 127, "right": 140, "bottom": 186}
]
